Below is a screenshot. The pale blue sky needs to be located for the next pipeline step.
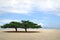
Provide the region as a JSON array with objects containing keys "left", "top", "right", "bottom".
[{"left": 0, "top": 0, "right": 60, "bottom": 28}]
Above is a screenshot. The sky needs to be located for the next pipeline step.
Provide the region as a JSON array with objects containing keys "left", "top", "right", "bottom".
[{"left": 0, "top": 0, "right": 60, "bottom": 28}]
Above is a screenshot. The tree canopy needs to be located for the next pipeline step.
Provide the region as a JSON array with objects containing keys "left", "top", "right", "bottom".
[{"left": 1, "top": 20, "right": 42, "bottom": 32}]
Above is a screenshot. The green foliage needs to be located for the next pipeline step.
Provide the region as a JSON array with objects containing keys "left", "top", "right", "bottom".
[
  {"left": 21, "top": 20, "right": 41, "bottom": 28},
  {"left": 1, "top": 22, "right": 21, "bottom": 28},
  {"left": 9, "top": 22, "right": 21, "bottom": 28},
  {"left": 1, "top": 20, "right": 42, "bottom": 28},
  {"left": 1, "top": 24, "right": 9, "bottom": 28}
]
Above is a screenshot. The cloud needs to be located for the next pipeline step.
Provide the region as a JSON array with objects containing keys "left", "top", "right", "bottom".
[
  {"left": 34, "top": 0, "right": 60, "bottom": 16},
  {"left": 0, "top": 19, "right": 21, "bottom": 25},
  {"left": 0, "top": 0, "right": 33, "bottom": 14},
  {"left": 36, "top": 0, "right": 60, "bottom": 11},
  {"left": 0, "top": 19, "right": 45, "bottom": 26},
  {"left": 0, "top": 19, "right": 20, "bottom": 23},
  {"left": 54, "top": 9, "right": 60, "bottom": 16},
  {"left": 30, "top": 19, "right": 45, "bottom": 27},
  {"left": 31, "top": 19, "right": 44, "bottom": 26},
  {"left": 56, "top": 13, "right": 60, "bottom": 16},
  {"left": 38, "top": 23, "right": 44, "bottom": 26},
  {"left": 0, "top": 0, "right": 60, "bottom": 16}
]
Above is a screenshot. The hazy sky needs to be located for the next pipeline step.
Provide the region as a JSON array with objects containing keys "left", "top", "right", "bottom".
[{"left": 0, "top": 0, "right": 60, "bottom": 28}]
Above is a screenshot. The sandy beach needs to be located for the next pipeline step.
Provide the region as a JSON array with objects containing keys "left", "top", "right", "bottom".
[{"left": 0, "top": 29, "right": 60, "bottom": 40}]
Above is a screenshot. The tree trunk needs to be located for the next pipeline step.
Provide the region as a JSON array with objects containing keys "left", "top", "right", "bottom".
[
  {"left": 25, "top": 28, "right": 27, "bottom": 32},
  {"left": 15, "top": 28, "right": 17, "bottom": 32}
]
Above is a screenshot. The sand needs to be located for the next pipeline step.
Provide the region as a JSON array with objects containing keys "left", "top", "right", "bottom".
[{"left": 0, "top": 29, "right": 60, "bottom": 40}]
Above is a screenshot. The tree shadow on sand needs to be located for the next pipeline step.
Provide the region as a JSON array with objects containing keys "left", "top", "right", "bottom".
[{"left": 3, "top": 31, "right": 40, "bottom": 33}]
